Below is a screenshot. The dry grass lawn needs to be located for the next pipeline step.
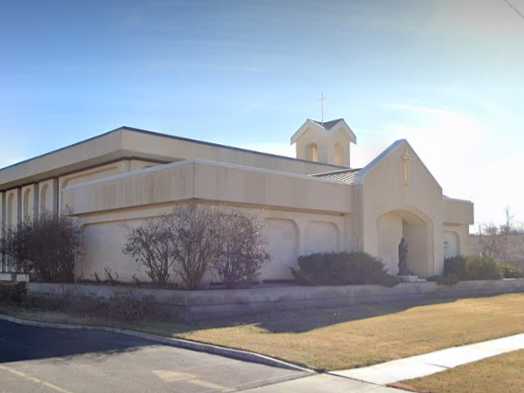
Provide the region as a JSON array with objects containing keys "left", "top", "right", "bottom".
[
  {"left": 1, "top": 293, "right": 524, "bottom": 371},
  {"left": 173, "top": 294, "right": 524, "bottom": 370},
  {"left": 403, "top": 350, "right": 524, "bottom": 393}
]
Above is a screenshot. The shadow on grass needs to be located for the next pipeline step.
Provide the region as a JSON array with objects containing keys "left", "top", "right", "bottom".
[
  {"left": 19, "top": 294, "right": 483, "bottom": 337},
  {"left": 148, "top": 296, "right": 466, "bottom": 335}
]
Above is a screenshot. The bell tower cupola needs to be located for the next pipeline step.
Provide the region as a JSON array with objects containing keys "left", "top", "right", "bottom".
[{"left": 290, "top": 118, "right": 357, "bottom": 167}]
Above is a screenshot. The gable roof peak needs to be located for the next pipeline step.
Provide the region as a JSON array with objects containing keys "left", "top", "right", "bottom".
[
  {"left": 310, "top": 118, "right": 345, "bottom": 130},
  {"left": 290, "top": 118, "right": 357, "bottom": 144},
  {"left": 353, "top": 138, "right": 441, "bottom": 189}
]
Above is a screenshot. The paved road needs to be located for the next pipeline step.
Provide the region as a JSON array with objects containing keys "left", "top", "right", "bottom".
[{"left": 0, "top": 319, "right": 306, "bottom": 393}]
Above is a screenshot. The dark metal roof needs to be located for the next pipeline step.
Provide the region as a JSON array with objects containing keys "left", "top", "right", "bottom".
[
  {"left": 311, "top": 118, "right": 345, "bottom": 130},
  {"left": 312, "top": 168, "right": 361, "bottom": 184}
]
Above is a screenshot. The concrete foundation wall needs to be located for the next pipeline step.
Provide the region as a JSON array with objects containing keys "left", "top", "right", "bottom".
[{"left": 28, "top": 279, "right": 524, "bottom": 321}]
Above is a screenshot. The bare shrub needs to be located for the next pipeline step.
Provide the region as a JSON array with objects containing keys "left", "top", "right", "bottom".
[
  {"left": 123, "top": 207, "right": 223, "bottom": 289},
  {"left": 0, "top": 282, "right": 27, "bottom": 304},
  {"left": 1, "top": 223, "right": 33, "bottom": 272},
  {"left": 474, "top": 208, "right": 524, "bottom": 263},
  {"left": 122, "top": 215, "right": 177, "bottom": 285},
  {"left": 123, "top": 206, "right": 269, "bottom": 289},
  {"left": 169, "top": 206, "right": 223, "bottom": 289},
  {"left": 212, "top": 210, "right": 269, "bottom": 289},
  {"left": 1, "top": 214, "right": 83, "bottom": 282}
]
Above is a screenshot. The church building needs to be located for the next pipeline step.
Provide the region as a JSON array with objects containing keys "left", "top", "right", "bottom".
[{"left": 0, "top": 119, "right": 474, "bottom": 282}]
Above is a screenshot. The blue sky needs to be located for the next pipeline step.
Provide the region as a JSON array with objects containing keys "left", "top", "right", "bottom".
[{"left": 1, "top": 0, "right": 523, "bottom": 226}]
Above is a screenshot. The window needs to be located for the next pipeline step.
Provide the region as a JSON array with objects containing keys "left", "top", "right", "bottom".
[
  {"left": 334, "top": 143, "right": 344, "bottom": 166},
  {"left": 40, "top": 184, "right": 49, "bottom": 215},
  {"left": 7, "top": 193, "right": 15, "bottom": 228},
  {"left": 306, "top": 143, "right": 319, "bottom": 161},
  {"left": 23, "top": 188, "right": 33, "bottom": 222}
]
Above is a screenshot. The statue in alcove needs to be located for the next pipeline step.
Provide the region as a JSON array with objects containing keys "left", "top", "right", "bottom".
[{"left": 398, "top": 237, "right": 411, "bottom": 276}]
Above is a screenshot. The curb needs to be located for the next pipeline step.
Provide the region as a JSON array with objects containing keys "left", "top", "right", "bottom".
[{"left": 0, "top": 313, "right": 314, "bottom": 373}]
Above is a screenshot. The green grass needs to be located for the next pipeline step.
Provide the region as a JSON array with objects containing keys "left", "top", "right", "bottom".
[
  {"left": 402, "top": 350, "right": 524, "bottom": 393},
  {"left": 1, "top": 293, "right": 524, "bottom": 371}
]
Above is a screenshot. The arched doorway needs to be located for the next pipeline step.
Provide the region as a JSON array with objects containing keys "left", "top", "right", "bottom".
[{"left": 377, "top": 209, "right": 432, "bottom": 277}]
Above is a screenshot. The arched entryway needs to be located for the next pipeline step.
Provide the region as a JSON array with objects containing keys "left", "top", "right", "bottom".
[{"left": 377, "top": 209, "right": 432, "bottom": 277}]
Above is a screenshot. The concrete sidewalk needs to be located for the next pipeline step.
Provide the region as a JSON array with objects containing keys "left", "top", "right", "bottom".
[
  {"left": 241, "top": 374, "right": 406, "bottom": 392},
  {"left": 332, "top": 333, "right": 524, "bottom": 385}
]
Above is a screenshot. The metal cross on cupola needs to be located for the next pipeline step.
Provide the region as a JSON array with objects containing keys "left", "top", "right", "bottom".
[{"left": 319, "top": 93, "right": 327, "bottom": 122}]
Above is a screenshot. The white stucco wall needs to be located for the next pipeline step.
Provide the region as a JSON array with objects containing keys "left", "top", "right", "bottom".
[
  {"left": 75, "top": 204, "right": 348, "bottom": 283},
  {"left": 353, "top": 141, "right": 473, "bottom": 276},
  {"left": 377, "top": 213, "right": 403, "bottom": 274},
  {"left": 61, "top": 160, "right": 352, "bottom": 283},
  {"left": 58, "top": 159, "right": 156, "bottom": 214},
  {"left": 444, "top": 198, "right": 474, "bottom": 225},
  {"left": 355, "top": 141, "right": 445, "bottom": 276},
  {"left": 62, "top": 160, "right": 353, "bottom": 216}
]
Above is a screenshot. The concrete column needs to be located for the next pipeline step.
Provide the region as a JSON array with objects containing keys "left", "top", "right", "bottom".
[
  {"left": 351, "top": 184, "right": 365, "bottom": 252},
  {"left": 16, "top": 188, "right": 22, "bottom": 225},
  {"left": 343, "top": 214, "right": 353, "bottom": 252},
  {"left": 0, "top": 192, "right": 4, "bottom": 232},
  {"left": 432, "top": 219, "right": 443, "bottom": 276},
  {"left": 1, "top": 192, "right": 5, "bottom": 272},
  {"left": 295, "top": 219, "right": 307, "bottom": 257},
  {"left": 33, "top": 183, "right": 40, "bottom": 220},
  {"left": 53, "top": 178, "right": 59, "bottom": 216}
]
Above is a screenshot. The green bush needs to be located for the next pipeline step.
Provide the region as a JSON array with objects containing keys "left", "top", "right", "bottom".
[
  {"left": 497, "top": 262, "right": 524, "bottom": 279},
  {"left": 464, "top": 256, "right": 502, "bottom": 281},
  {"left": 291, "top": 252, "right": 399, "bottom": 287},
  {"left": 444, "top": 256, "right": 467, "bottom": 279},
  {"left": 0, "top": 282, "right": 27, "bottom": 304},
  {"left": 438, "top": 255, "right": 504, "bottom": 284}
]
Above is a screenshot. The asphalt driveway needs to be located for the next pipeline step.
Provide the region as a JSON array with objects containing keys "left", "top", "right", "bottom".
[{"left": 0, "top": 319, "right": 306, "bottom": 393}]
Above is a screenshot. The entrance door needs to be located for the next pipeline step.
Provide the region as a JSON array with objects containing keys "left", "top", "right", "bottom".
[{"left": 443, "top": 231, "right": 459, "bottom": 259}]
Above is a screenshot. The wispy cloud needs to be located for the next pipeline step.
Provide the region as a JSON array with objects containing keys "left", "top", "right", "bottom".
[{"left": 357, "top": 104, "right": 522, "bottom": 226}]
